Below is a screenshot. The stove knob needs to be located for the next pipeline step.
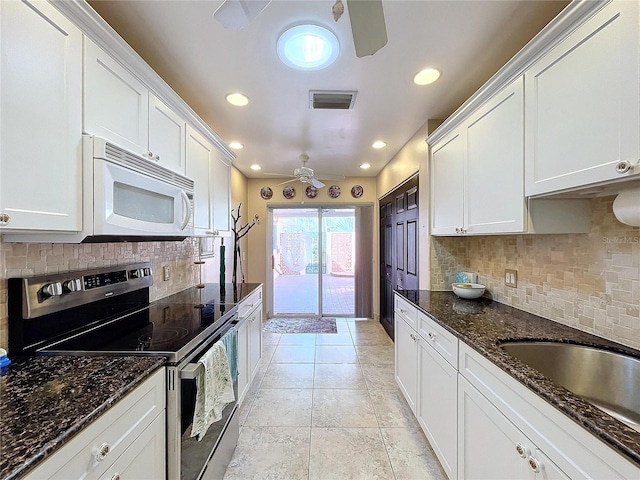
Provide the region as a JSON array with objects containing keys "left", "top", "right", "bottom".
[
  {"left": 144, "top": 267, "right": 152, "bottom": 276},
  {"left": 130, "top": 269, "right": 144, "bottom": 279},
  {"left": 63, "top": 279, "right": 82, "bottom": 293},
  {"left": 41, "top": 282, "right": 63, "bottom": 297}
]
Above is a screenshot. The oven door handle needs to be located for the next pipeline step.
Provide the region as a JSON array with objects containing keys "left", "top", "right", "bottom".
[{"left": 180, "top": 362, "right": 202, "bottom": 380}]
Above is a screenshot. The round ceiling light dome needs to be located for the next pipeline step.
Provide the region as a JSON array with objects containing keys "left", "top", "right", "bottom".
[{"left": 277, "top": 24, "right": 339, "bottom": 71}]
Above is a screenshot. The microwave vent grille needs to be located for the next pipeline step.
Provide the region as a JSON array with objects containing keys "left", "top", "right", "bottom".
[{"left": 104, "top": 143, "right": 194, "bottom": 192}]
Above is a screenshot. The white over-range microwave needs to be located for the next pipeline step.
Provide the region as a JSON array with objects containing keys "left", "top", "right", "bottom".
[{"left": 5, "top": 135, "right": 194, "bottom": 243}]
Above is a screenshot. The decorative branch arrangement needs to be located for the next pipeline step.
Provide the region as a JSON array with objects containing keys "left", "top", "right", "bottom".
[{"left": 231, "top": 203, "right": 260, "bottom": 284}]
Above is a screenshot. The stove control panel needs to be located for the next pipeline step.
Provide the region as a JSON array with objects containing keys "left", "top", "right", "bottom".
[{"left": 83, "top": 270, "right": 128, "bottom": 290}]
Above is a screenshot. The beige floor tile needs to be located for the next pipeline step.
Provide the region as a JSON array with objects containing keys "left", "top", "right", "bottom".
[
  {"left": 351, "top": 329, "right": 394, "bottom": 346},
  {"left": 278, "top": 333, "right": 317, "bottom": 345},
  {"left": 361, "top": 363, "right": 397, "bottom": 390},
  {"left": 224, "top": 426, "right": 310, "bottom": 480},
  {"left": 262, "top": 332, "right": 281, "bottom": 346},
  {"left": 260, "top": 363, "right": 315, "bottom": 389},
  {"left": 309, "top": 427, "right": 395, "bottom": 480},
  {"left": 313, "top": 364, "right": 367, "bottom": 389},
  {"left": 315, "top": 333, "right": 354, "bottom": 345},
  {"left": 315, "top": 345, "right": 359, "bottom": 363},
  {"left": 244, "top": 389, "right": 313, "bottom": 426},
  {"left": 348, "top": 319, "right": 386, "bottom": 333},
  {"left": 261, "top": 344, "right": 276, "bottom": 363},
  {"left": 356, "top": 345, "right": 395, "bottom": 365},
  {"left": 334, "top": 320, "right": 351, "bottom": 333},
  {"left": 369, "top": 389, "right": 416, "bottom": 427},
  {"left": 271, "top": 345, "right": 316, "bottom": 363},
  {"left": 312, "top": 389, "right": 378, "bottom": 427},
  {"left": 381, "top": 427, "right": 447, "bottom": 480}
]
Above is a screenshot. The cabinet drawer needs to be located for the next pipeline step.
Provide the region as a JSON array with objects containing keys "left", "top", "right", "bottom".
[
  {"left": 418, "top": 312, "right": 458, "bottom": 369},
  {"left": 459, "top": 343, "right": 639, "bottom": 479},
  {"left": 394, "top": 294, "right": 417, "bottom": 331},
  {"left": 26, "top": 368, "right": 165, "bottom": 480},
  {"left": 238, "top": 288, "right": 262, "bottom": 320}
]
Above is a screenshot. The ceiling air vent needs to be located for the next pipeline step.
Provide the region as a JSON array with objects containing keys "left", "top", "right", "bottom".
[{"left": 309, "top": 90, "right": 357, "bottom": 110}]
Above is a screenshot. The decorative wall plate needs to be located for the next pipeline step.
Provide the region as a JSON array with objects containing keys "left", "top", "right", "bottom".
[
  {"left": 282, "top": 185, "right": 296, "bottom": 199},
  {"left": 260, "top": 186, "right": 273, "bottom": 200},
  {"left": 351, "top": 185, "right": 364, "bottom": 198},
  {"left": 305, "top": 185, "right": 318, "bottom": 198},
  {"left": 328, "top": 185, "right": 341, "bottom": 198}
]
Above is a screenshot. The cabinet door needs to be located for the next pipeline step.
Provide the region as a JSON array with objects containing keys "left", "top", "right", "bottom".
[
  {"left": 466, "top": 77, "right": 525, "bottom": 233},
  {"left": 211, "top": 152, "right": 231, "bottom": 232},
  {"left": 84, "top": 38, "right": 149, "bottom": 154},
  {"left": 248, "top": 302, "right": 263, "bottom": 382},
  {"left": 525, "top": 1, "right": 640, "bottom": 196},
  {"left": 458, "top": 376, "right": 568, "bottom": 480},
  {"left": 431, "top": 130, "right": 465, "bottom": 235},
  {"left": 186, "top": 125, "right": 214, "bottom": 235},
  {"left": 149, "top": 93, "right": 186, "bottom": 174},
  {"left": 98, "top": 414, "right": 166, "bottom": 480},
  {"left": 394, "top": 316, "right": 418, "bottom": 412},
  {"left": 237, "top": 319, "right": 250, "bottom": 405},
  {"left": 0, "top": 0, "right": 82, "bottom": 231},
  {"left": 417, "top": 339, "right": 457, "bottom": 479}
]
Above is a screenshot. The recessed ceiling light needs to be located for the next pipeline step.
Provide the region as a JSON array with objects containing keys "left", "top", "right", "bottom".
[
  {"left": 250, "top": 164, "right": 261, "bottom": 171},
  {"left": 413, "top": 67, "right": 441, "bottom": 85},
  {"left": 360, "top": 163, "right": 371, "bottom": 170},
  {"left": 372, "top": 140, "right": 387, "bottom": 149},
  {"left": 226, "top": 92, "right": 249, "bottom": 106},
  {"left": 277, "top": 24, "right": 339, "bottom": 71},
  {"left": 229, "top": 141, "right": 244, "bottom": 149}
]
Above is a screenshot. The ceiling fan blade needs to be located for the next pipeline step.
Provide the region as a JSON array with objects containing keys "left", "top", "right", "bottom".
[
  {"left": 213, "top": 0, "right": 271, "bottom": 29},
  {"left": 311, "top": 178, "right": 325, "bottom": 188},
  {"left": 315, "top": 173, "right": 345, "bottom": 181},
  {"left": 346, "top": 0, "right": 388, "bottom": 58},
  {"left": 277, "top": 178, "right": 298, "bottom": 186},
  {"left": 263, "top": 172, "right": 294, "bottom": 177}
]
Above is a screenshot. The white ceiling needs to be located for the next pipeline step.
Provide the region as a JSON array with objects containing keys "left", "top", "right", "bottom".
[{"left": 88, "top": 0, "right": 568, "bottom": 179}]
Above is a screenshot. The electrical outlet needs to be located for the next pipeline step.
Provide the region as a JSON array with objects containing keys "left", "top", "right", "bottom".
[
  {"left": 505, "top": 269, "right": 517, "bottom": 287},
  {"left": 163, "top": 265, "right": 171, "bottom": 281}
]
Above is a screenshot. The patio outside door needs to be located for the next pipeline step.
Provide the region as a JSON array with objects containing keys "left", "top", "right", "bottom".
[{"left": 270, "top": 207, "right": 355, "bottom": 317}]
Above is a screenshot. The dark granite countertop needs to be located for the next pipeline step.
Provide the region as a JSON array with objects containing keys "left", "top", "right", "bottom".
[
  {"left": 0, "top": 355, "right": 165, "bottom": 480},
  {"left": 396, "top": 289, "right": 640, "bottom": 468}
]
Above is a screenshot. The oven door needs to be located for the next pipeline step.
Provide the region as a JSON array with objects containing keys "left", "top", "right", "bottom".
[
  {"left": 93, "top": 159, "right": 193, "bottom": 236},
  {"left": 177, "top": 324, "right": 239, "bottom": 480}
]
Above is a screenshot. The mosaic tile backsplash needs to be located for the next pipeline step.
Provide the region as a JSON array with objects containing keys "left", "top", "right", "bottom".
[
  {"left": 0, "top": 239, "right": 202, "bottom": 350},
  {"left": 431, "top": 197, "right": 640, "bottom": 349}
]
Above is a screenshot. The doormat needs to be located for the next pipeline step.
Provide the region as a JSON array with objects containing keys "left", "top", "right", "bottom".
[{"left": 263, "top": 317, "right": 337, "bottom": 334}]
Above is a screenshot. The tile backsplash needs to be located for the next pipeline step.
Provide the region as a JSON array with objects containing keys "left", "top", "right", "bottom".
[
  {"left": 431, "top": 196, "right": 640, "bottom": 349},
  {"left": 0, "top": 238, "right": 202, "bottom": 350}
]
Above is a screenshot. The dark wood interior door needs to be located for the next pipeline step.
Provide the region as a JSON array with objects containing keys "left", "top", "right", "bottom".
[{"left": 379, "top": 176, "right": 418, "bottom": 339}]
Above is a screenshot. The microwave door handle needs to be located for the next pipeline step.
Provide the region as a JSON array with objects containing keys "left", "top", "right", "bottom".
[{"left": 180, "top": 191, "right": 192, "bottom": 231}]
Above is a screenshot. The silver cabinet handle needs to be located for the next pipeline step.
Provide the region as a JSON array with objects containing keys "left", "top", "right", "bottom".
[
  {"left": 427, "top": 332, "right": 435, "bottom": 341},
  {"left": 96, "top": 442, "right": 110, "bottom": 462},
  {"left": 110, "top": 474, "right": 121, "bottom": 480},
  {"left": 615, "top": 160, "right": 632, "bottom": 174},
  {"left": 0, "top": 213, "right": 9, "bottom": 225},
  {"left": 528, "top": 456, "right": 541, "bottom": 473},
  {"left": 154, "top": 154, "right": 160, "bottom": 161},
  {"left": 455, "top": 227, "right": 460, "bottom": 233},
  {"left": 460, "top": 227, "right": 467, "bottom": 234}
]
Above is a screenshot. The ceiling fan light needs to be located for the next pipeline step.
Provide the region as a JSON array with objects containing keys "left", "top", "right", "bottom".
[
  {"left": 226, "top": 92, "right": 249, "bottom": 106},
  {"left": 414, "top": 67, "right": 441, "bottom": 85},
  {"left": 372, "top": 140, "right": 386, "bottom": 149},
  {"left": 277, "top": 24, "right": 339, "bottom": 71},
  {"left": 250, "top": 164, "right": 261, "bottom": 171}
]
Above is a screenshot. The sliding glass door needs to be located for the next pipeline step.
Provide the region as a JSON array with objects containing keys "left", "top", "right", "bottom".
[{"left": 270, "top": 207, "right": 357, "bottom": 317}]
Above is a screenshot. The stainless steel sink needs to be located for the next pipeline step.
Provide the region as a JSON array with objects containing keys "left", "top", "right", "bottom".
[{"left": 500, "top": 341, "right": 640, "bottom": 431}]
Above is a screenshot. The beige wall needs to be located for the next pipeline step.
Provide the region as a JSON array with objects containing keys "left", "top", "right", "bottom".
[
  {"left": 245, "top": 177, "right": 377, "bottom": 317},
  {"left": 431, "top": 196, "right": 640, "bottom": 349}
]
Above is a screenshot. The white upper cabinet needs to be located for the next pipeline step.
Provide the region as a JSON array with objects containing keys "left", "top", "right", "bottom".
[
  {"left": 186, "top": 125, "right": 214, "bottom": 236},
  {"left": 148, "top": 93, "right": 187, "bottom": 175},
  {"left": 431, "top": 131, "right": 465, "bottom": 235},
  {"left": 0, "top": 0, "right": 82, "bottom": 232},
  {"left": 84, "top": 39, "right": 188, "bottom": 175},
  {"left": 211, "top": 153, "right": 231, "bottom": 232},
  {"left": 84, "top": 38, "right": 149, "bottom": 155},
  {"left": 466, "top": 76, "right": 525, "bottom": 234},
  {"left": 525, "top": 0, "right": 640, "bottom": 196}
]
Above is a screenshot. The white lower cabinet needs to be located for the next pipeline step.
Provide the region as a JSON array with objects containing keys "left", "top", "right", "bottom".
[
  {"left": 237, "top": 286, "right": 263, "bottom": 405},
  {"left": 394, "top": 313, "right": 418, "bottom": 413},
  {"left": 25, "top": 368, "right": 166, "bottom": 480},
  {"left": 458, "top": 375, "right": 567, "bottom": 479}
]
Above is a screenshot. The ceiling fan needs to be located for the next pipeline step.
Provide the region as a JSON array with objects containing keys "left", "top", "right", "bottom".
[
  {"left": 213, "top": 0, "right": 388, "bottom": 58},
  {"left": 263, "top": 154, "right": 344, "bottom": 188}
]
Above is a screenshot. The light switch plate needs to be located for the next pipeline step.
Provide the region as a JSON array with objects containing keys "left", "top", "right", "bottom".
[
  {"left": 505, "top": 269, "right": 517, "bottom": 287},
  {"left": 163, "top": 265, "right": 171, "bottom": 281}
]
